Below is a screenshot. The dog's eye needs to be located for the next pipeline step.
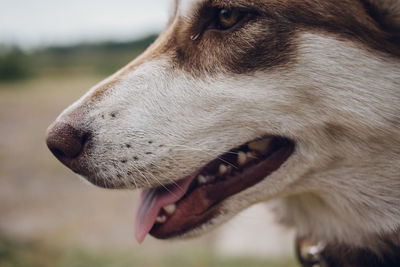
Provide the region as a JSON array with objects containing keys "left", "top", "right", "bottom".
[{"left": 216, "top": 9, "right": 244, "bottom": 30}]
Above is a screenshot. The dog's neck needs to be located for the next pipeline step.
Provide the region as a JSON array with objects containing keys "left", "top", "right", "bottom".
[{"left": 296, "top": 229, "right": 400, "bottom": 267}]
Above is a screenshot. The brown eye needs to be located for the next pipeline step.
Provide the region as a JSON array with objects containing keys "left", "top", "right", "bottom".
[{"left": 217, "top": 9, "right": 242, "bottom": 30}]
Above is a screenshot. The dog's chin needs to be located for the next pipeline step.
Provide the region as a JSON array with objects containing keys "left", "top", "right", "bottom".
[{"left": 133, "top": 136, "right": 295, "bottom": 243}]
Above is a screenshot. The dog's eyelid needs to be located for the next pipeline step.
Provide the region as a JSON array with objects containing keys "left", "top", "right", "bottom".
[
  {"left": 208, "top": 9, "right": 256, "bottom": 32},
  {"left": 186, "top": 4, "right": 259, "bottom": 42}
]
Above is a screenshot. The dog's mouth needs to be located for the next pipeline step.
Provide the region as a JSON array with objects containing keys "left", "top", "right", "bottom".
[{"left": 134, "top": 136, "right": 295, "bottom": 243}]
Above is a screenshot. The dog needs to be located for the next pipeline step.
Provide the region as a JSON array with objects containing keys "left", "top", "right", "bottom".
[{"left": 46, "top": 0, "right": 400, "bottom": 266}]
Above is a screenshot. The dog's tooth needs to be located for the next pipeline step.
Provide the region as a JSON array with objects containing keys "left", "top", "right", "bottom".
[
  {"left": 163, "top": 204, "right": 176, "bottom": 215},
  {"left": 198, "top": 175, "right": 208, "bottom": 185},
  {"left": 218, "top": 164, "right": 228, "bottom": 175},
  {"left": 248, "top": 138, "right": 272, "bottom": 152},
  {"left": 155, "top": 215, "right": 167, "bottom": 224},
  {"left": 238, "top": 151, "right": 247, "bottom": 166}
]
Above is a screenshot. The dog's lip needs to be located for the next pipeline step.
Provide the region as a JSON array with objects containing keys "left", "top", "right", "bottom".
[{"left": 134, "top": 136, "right": 295, "bottom": 242}]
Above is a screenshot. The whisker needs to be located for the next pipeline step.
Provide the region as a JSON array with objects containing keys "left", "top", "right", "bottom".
[
  {"left": 132, "top": 166, "right": 152, "bottom": 188},
  {"left": 172, "top": 144, "right": 262, "bottom": 162},
  {"left": 131, "top": 165, "right": 177, "bottom": 197},
  {"left": 146, "top": 165, "right": 183, "bottom": 191},
  {"left": 166, "top": 144, "right": 240, "bottom": 169},
  {"left": 128, "top": 172, "right": 139, "bottom": 189},
  {"left": 143, "top": 170, "right": 179, "bottom": 198},
  {"left": 168, "top": 144, "right": 242, "bottom": 155}
]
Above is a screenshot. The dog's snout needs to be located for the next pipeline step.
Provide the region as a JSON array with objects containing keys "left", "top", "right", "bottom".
[{"left": 46, "top": 121, "right": 89, "bottom": 171}]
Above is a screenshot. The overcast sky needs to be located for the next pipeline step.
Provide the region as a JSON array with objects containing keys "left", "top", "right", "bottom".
[{"left": 0, "top": 0, "right": 170, "bottom": 49}]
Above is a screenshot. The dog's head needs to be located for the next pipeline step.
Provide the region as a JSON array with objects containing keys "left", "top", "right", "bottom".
[{"left": 46, "top": 0, "right": 400, "bottom": 245}]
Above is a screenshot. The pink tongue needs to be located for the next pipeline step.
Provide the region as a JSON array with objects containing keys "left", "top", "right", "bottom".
[{"left": 134, "top": 176, "right": 195, "bottom": 243}]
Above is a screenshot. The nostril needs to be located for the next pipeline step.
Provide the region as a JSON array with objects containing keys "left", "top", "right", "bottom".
[
  {"left": 46, "top": 121, "right": 89, "bottom": 163},
  {"left": 50, "top": 147, "right": 66, "bottom": 159}
]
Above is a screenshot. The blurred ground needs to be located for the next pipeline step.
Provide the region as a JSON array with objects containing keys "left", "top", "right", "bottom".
[
  {"left": 0, "top": 238, "right": 296, "bottom": 267},
  {"left": 0, "top": 52, "right": 295, "bottom": 266}
]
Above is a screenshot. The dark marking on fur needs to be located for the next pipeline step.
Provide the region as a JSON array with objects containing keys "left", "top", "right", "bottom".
[
  {"left": 153, "top": 0, "right": 399, "bottom": 78},
  {"left": 361, "top": 0, "right": 400, "bottom": 37},
  {"left": 293, "top": 87, "right": 321, "bottom": 107},
  {"left": 324, "top": 123, "right": 349, "bottom": 142}
]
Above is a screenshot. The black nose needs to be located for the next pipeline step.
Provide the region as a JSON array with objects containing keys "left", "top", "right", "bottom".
[{"left": 46, "top": 121, "right": 89, "bottom": 171}]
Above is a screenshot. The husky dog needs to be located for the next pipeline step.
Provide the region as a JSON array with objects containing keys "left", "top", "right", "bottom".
[{"left": 46, "top": 0, "right": 400, "bottom": 266}]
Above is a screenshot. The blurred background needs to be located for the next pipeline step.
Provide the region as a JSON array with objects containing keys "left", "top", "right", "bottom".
[{"left": 0, "top": 0, "right": 295, "bottom": 266}]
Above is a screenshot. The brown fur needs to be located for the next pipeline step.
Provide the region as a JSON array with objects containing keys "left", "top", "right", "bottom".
[
  {"left": 88, "top": 0, "right": 400, "bottom": 102},
  {"left": 166, "top": 0, "right": 400, "bottom": 76}
]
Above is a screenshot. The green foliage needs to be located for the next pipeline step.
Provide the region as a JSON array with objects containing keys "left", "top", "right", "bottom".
[
  {"left": 0, "top": 48, "right": 31, "bottom": 81},
  {"left": 32, "top": 34, "right": 158, "bottom": 76},
  {"left": 0, "top": 34, "right": 158, "bottom": 84}
]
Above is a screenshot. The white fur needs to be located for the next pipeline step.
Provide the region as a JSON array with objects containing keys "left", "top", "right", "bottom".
[{"left": 56, "top": 2, "right": 400, "bottom": 252}]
